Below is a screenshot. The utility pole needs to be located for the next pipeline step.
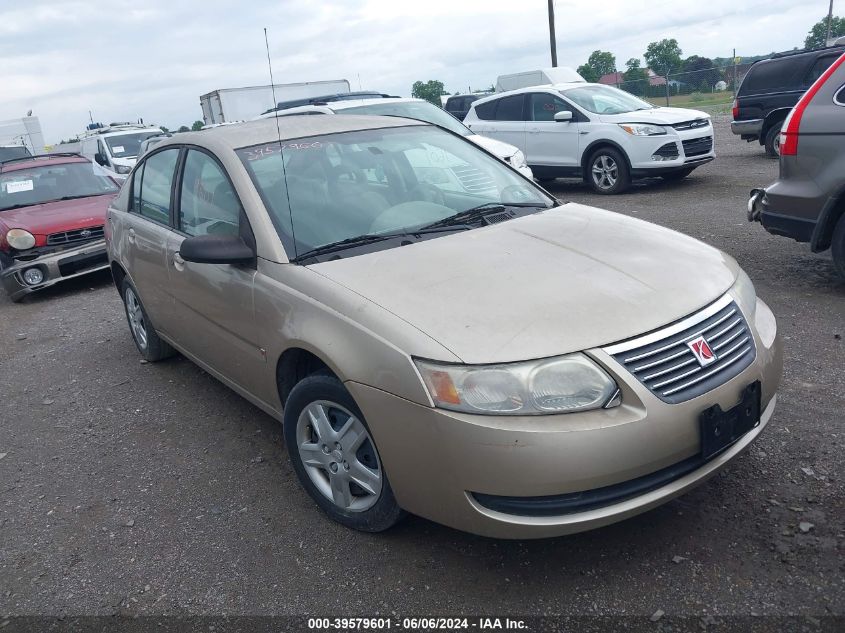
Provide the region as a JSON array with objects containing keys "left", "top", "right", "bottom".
[
  {"left": 547, "top": 0, "right": 557, "bottom": 67},
  {"left": 664, "top": 65, "right": 670, "bottom": 107},
  {"left": 733, "top": 48, "right": 738, "bottom": 98},
  {"left": 826, "top": 0, "right": 834, "bottom": 44}
]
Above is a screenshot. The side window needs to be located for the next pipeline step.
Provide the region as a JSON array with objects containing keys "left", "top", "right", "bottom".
[
  {"left": 804, "top": 55, "right": 839, "bottom": 86},
  {"left": 178, "top": 150, "right": 241, "bottom": 237},
  {"left": 494, "top": 95, "right": 525, "bottom": 121},
  {"left": 138, "top": 149, "right": 179, "bottom": 225},
  {"left": 474, "top": 100, "right": 497, "bottom": 120},
  {"left": 98, "top": 140, "right": 110, "bottom": 166},
  {"left": 131, "top": 163, "right": 144, "bottom": 212},
  {"left": 528, "top": 93, "right": 570, "bottom": 121}
]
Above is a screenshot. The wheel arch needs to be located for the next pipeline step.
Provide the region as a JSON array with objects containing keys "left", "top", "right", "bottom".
[
  {"left": 580, "top": 140, "right": 632, "bottom": 178},
  {"left": 811, "top": 186, "right": 845, "bottom": 253},
  {"left": 110, "top": 260, "right": 127, "bottom": 295},
  {"left": 276, "top": 345, "right": 340, "bottom": 408},
  {"left": 759, "top": 108, "right": 791, "bottom": 144}
]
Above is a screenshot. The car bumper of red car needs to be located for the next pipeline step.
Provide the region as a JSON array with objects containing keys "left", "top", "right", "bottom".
[{"left": 0, "top": 239, "right": 109, "bottom": 302}]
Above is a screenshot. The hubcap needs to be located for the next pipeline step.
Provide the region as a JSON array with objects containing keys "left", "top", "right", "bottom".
[
  {"left": 591, "top": 155, "right": 618, "bottom": 190},
  {"left": 773, "top": 133, "right": 781, "bottom": 155},
  {"left": 124, "top": 288, "right": 148, "bottom": 349},
  {"left": 296, "top": 400, "right": 383, "bottom": 512}
]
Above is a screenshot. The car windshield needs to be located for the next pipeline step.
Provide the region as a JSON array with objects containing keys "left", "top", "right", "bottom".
[
  {"left": 562, "top": 84, "right": 654, "bottom": 114},
  {"left": 105, "top": 132, "right": 162, "bottom": 159},
  {"left": 340, "top": 102, "right": 471, "bottom": 136},
  {"left": 0, "top": 161, "right": 118, "bottom": 211},
  {"left": 237, "top": 125, "right": 552, "bottom": 260}
]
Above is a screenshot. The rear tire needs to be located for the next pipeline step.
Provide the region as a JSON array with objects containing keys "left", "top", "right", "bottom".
[
  {"left": 586, "top": 147, "right": 630, "bottom": 194},
  {"left": 831, "top": 216, "right": 845, "bottom": 280},
  {"left": 121, "top": 278, "right": 175, "bottom": 362},
  {"left": 283, "top": 373, "right": 404, "bottom": 532},
  {"left": 764, "top": 123, "right": 782, "bottom": 158}
]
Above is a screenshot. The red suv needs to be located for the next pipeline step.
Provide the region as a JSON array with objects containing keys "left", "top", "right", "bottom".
[{"left": 0, "top": 153, "right": 120, "bottom": 302}]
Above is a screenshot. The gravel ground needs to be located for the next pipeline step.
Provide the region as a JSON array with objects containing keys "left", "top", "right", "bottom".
[{"left": 0, "top": 116, "right": 843, "bottom": 624}]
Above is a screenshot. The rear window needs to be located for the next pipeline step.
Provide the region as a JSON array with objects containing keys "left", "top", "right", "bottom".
[
  {"left": 803, "top": 54, "right": 841, "bottom": 86},
  {"left": 473, "top": 99, "right": 497, "bottom": 120},
  {"left": 739, "top": 56, "right": 810, "bottom": 95},
  {"left": 493, "top": 95, "right": 525, "bottom": 121}
]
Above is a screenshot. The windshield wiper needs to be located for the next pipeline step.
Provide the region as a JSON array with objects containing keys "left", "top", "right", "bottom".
[
  {"left": 293, "top": 226, "right": 472, "bottom": 262},
  {"left": 420, "top": 201, "right": 549, "bottom": 230}
]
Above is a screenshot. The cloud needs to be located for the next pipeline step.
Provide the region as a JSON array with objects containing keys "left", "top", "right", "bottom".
[{"left": 0, "top": 0, "right": 817, "bottom": 143}]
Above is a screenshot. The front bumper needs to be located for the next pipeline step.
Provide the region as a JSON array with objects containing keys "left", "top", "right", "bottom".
[
  {"left": 629, "top": 127, "right": 716, "bottom": 175},
  {"left": 731, "top": 118, "right": 763, "bottom": 138},
  {"left": 0, "top": 239, "right": 109, "bottom": 301},
  {"left": 348, "top": 297, "right": 782, "bottom": 539}
]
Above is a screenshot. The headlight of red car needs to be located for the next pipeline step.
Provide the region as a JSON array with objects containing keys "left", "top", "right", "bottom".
[{"left": 6, "top": 229, "right": 36, "bottom": 250}]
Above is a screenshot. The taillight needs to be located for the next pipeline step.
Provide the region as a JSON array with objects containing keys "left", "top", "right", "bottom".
[
  {"left": 731, "top": 99, "right": 739, "bottom": 120},
  {"left": 780, "top": 52, "right": 845, "bottom": 156}
]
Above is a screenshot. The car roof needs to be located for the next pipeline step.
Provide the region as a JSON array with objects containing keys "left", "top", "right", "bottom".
[
  {"left": 471, "top": 82, "right": 594, "bottom": 104},
  {"left": 153, "top": 114, "right": 426, "bottom": 153},
  {"left": 0, "top": 153, "right": 90, "bottom": 173}
]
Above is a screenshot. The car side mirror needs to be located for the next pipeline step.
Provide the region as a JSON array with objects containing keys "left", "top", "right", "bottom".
[
  {"left": 94, "top": 152, "right": 108, "bottom": 166},
  {"left": 179, "top": 235, "right": 255, "bottom": 265},
  {"left": 554, "top": 111, "right": 573, "bottom": 123}
]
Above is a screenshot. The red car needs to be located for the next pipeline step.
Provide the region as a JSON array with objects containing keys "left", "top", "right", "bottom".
[{"left": 0, "top": 153, "right": 119, "bottom": 302}]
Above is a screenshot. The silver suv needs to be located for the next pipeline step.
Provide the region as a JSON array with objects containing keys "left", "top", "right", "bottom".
[{"left": 748, "top": 52, "right": 845, "bottom": 278}]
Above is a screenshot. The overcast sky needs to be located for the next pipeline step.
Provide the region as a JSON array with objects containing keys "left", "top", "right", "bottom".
[{"left": 0, "top": 0, "right": 826, "bottom": 144}]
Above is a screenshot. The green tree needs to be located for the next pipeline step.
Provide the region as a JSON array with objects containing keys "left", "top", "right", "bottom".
[
  {"left": 680, "top": 55, "right": 722, "bottom": 91},
  {"left": 578, "top": 50, "right": 616, "bottom": 82},
  {"left": 804, "top": 15, "right": 845, "bottom": 48},
  {"left": 411, "top": 80, "right": 445, "bottom": 106},
  {"left": 159, "top": 125, "right": 169, "bottom": 133},
  {"left": 177, "top": 125, "right": 190, "bottom": 133},
  {"left": 622, "top": 58, "right": 648, "bottom": 95},
  {"left": 191, "top": 120, "right": 204, "bottom": 132},
  {"left": 644, "top": 38, "right": 683, "bottom": 75}
]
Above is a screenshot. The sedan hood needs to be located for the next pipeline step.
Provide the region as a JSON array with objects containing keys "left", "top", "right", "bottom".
[
  {"left": 0, "top": 195, "right": 113, "bottom": 236},
  {"left": 600, "top": 107, "right": 709, "bottom": 125},
  {"left": 467, "top": 134, "right": 518, "bottom": 160},
  {"left": 310, "top": 204, "right": 738, "bottom": 364}
]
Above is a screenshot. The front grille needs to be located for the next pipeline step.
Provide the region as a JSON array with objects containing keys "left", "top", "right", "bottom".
[
  {"left": 672, "top": 118, "right": 710, "bottom": 131},
  {"left": 451, "top": 165, "right": 497, "bottom": 193},
  {"left": 605, "top": 296, "right": 756, "bottom": 404},
  {"left": 653, "top": 142, "right": 679, "bottom": 159},
  {"left": 47, "top": 225, "right": 104, "bottom": 246},
  {"left": 682, "top": 136, "right": 713, "bottom": 157}
]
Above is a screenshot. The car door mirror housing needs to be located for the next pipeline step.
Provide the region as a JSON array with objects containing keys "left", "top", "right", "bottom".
[
  {"left": 554, "top": 111, "right": 573, "bottom": 123},
  {"left": 179, "top": 235, "right": 255, "bottom": 265}
]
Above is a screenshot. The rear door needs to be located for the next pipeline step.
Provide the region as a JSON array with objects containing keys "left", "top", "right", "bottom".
[
  {"left": 525, "top": 92, "right": 581, "bottom": 167},
  {"left": 466, "top": 94, "right": 527, "bottom": 153},
  {"left": 164, "top": 147, "right": 262, "bottom": 390},
  {"left": 122, "top": 147, "right": 181, "bottom": 333}
]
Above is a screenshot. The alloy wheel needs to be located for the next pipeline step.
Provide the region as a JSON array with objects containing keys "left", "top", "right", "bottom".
[
  {"left": 124, "top": 287, "right": 148, "bottom": 349},
  {"left": 591, "top": 154, "right": 618, "bottom": 190},
  {"left": 296, "top": 400, "right": 383, "bottom": 512}
]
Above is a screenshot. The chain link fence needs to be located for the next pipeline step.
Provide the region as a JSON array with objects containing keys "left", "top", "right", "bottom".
[{"left": 606, "top": 65, "right": 750, "bottom": 104}]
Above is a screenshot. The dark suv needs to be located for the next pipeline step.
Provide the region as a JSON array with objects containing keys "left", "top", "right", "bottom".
[
  {"left": 732, "top": 45, "right": 845, "bottom": 156},
  {"left": 747, "top": 52, "right": 845, "bottom": 278},
  {"left": 444, "top": 94, "right": 485, "bottom": 121}
]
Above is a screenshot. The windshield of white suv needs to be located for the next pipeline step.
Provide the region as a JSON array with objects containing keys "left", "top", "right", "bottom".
[
  {"left": 0, "top": 161, "right": 118, "bottom": 211},
  {"left": 105, "top": 132, "right": 163, "bottom": 159},
  {"left": 339, "top": 102, "right": 471, "bottom": 137},
  {"left": 237, "top": 125, "right": 552, "bottom": 260},
  {"left": 562, "top": 85, "right": 654, "bottom": 115}
]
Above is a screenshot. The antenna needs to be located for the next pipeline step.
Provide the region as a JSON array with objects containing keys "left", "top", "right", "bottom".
[{"left": 263, "top": 27, "right": 297, "bottom": 257}]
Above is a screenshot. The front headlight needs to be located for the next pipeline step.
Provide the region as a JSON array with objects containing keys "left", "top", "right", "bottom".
[
  {"left": 414, "top": 354, "right": 619, "bottom": 415},
  {"left": 509, "top": 149, "right": 527, "bottom": 169},
  {"left": 6, "top": 228, "right": 36, "bottom": 250},
  {"left": 114, "top": 164, "right": 132, "bottom": 174},
  {"left": 619, "top": 123, "right": 667, "bottom": 136}
]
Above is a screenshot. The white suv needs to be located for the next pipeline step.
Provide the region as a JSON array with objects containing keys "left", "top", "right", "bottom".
[
  {"left": 464, "top": 83, "right": 715, "bottom": 194},
  {"left": 259, "top": 97, "right": 533, "bottom": 180}
]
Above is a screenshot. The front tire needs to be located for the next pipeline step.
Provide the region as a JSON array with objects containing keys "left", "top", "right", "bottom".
[
  {"left": 283, "top": 373, "right": 404, "bottom": 532},
  {"left": 831, "top": 216, "right": 845, "bottom": 280},
  {"left": 764, "top": 123, "right": 782, "bottom": 158},
  {"left": 587, "top": 147, "right": 630, "bottom": 194},
  {"left": 121, "top": 279, "right": 174, "bottom": 362}
]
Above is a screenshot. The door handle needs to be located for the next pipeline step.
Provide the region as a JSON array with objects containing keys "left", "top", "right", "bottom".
[
  {"left": 173, "top": 252, "right": 185, "bottom": 267},
  {"left": 127, "top": 228, "right": 135, "bottom": 244}
]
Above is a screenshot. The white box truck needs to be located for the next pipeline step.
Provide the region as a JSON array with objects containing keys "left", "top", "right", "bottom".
[
  {"left": 495, "top": 68, "right": 585, "bottom": 92},
  {"left": 200, "top": 80, "right": 351, "bottom": 125}
]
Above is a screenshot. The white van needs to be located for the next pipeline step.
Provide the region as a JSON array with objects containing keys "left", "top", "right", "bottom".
[
  {"left": 79, "top": 124, "right": 165, "bottom": 181},
  {"left": 495, "top": 68, "right": 585, "bottom": 92}
]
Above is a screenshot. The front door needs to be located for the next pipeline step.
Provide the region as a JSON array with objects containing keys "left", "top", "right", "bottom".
[
  {"left": 525, "top": 92, "right": 581, "bottom": 168},
  {"left": 164, "top": 148, "right": 263, "bottom": 391}
]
